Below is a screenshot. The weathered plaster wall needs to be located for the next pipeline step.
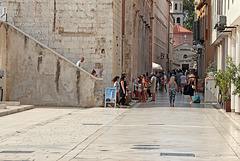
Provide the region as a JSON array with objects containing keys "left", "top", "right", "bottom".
[
  {"left": 2, "top": 0, "right": 118, "bottom": 87},
  {"left": 0, "top": 21, "right": 104, "bottom": 107}
]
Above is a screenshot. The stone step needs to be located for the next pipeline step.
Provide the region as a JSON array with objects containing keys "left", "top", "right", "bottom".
[
  {"left": 0, "top": 105, "right": 34, "bottom": 117},
  {"left": 0, "top": 101, "right": 20, "bottom": 106},
  {"left": 0, "top": 104, "right": 7, "bottom": 109}
]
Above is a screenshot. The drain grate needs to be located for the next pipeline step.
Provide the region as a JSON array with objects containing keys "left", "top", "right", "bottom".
[
  {"left": 131, "top": 147, "right": 159, "bottom": 150},
  {"left": 131, "top": 145, "right": 160, "bottom": 150},
  {"left": 160, "top": 153, "right": 195, "bottom": 157},
  {"left": 134, "top": 145, "right": 160, "bottom": 147},
  {"left": 82, "top": 123, "right": 103, "bottom": 126},
  {"left": 148, "top": 124, "right": 165, "bottom": 126},
  {"left": 100, "top": 150, "right": 109, "bottom": 151},
  {"left": 0, "top": 151, "right": 34, "bottom": 154}
]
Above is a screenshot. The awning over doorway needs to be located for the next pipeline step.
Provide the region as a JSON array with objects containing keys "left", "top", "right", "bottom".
[{"left": 152, "top": 62, "right": 163, "bottom": 70}]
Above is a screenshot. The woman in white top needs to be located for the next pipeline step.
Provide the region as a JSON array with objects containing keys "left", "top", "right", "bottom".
[{"left": 112, "top": 76, "right": 120, "bottom": 107}]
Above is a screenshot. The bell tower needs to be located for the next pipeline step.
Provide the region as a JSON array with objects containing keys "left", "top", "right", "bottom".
[{"left": 170, "top": 0, "right": 184, "bottom": 26}]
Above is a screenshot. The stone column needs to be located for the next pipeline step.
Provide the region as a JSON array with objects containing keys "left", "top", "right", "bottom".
[
  {"left": 235, "top": 27, "right": 240, "bottom": 113},
  {"left": 231, "top": 31, "right": 236, "bottom": 112},
  {"left": 228, "top": 35, "right": 235, "bottom": 111}
]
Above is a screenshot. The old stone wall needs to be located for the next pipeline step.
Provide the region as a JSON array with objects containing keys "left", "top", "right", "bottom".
[
  {"left": 123, "top": 0, "right": 152, "bottom": 82},
  {"left": 1, "top": 0, "right": 119, "bottom": 87},
  {"left": 0, "top": 21, "right": 104, "bottom": 107},
  {"left": 152, "top": 0, "right": 168, "bottom": 72},
  {"left": 112, "top": 0, "right": 122, "bottom": 78}
]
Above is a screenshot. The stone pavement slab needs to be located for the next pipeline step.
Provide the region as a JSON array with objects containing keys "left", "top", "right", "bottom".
[{"left": 0, "top": 92, "right": 240, "bottom": 160}]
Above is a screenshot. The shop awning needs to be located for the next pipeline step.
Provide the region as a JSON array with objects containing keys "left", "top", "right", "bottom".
[{"left": 152, "top": 62, "right": 163, "bottom": 70}]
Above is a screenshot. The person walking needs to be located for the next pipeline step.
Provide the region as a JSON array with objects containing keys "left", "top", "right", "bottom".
[
  {"left": 180, "top": 72, "right": 187, "bottom": 94},
  {"left": 142, "top": 76, "right": 148, "bottom": 103},
  {"left": 150, "top": 73, "right": 156, "bottom": 102},
  {"left": 161, "top": 74, "right": 167, "bottom": 93},
  {"left": 188, "top": 74, "right": 196, "bottom": 104},
  {"left": 137, "top": 80, "right": 143, "bottom": 103},
  {"left": 91, "top": 69, "right": 98, "bottom": 77},
  {"left": 76, "top": 57, "right": 85, "bottom": 67},
  {"left": 176, "top": 70, "right": 182, "bottom": 92},
  {"left": 112, "top": 76, "right": 120, "bottom": 107},
  {"left": 168, "top": 76, "right": 178, "bottom": 107},
  {"left": 119, "top": 75, "right": 127, "bottom": 107}
]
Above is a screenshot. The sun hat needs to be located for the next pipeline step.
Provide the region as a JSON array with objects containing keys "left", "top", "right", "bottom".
[{"left": 189, "top": 74, "right": 195, "bottom": 78}]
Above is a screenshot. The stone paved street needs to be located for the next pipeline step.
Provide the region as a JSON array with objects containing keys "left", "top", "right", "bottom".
[{"left": 1, "top": 92, "right": 240, "bottom": 161}]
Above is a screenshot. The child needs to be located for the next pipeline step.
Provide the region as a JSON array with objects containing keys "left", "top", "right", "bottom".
[{"left": 168, "top": 76, "right": 178, "bottom": 107}]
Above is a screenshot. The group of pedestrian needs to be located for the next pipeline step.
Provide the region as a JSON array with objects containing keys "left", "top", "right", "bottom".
[
  {"left": 135, "top": 73, "right": 157, "bottom": 103},
  {"left": 167, "top": 69, "right": 197, "bottom": 106},
  {"left": 112, "top": 75, "right": 128, "bottom": 108},
  {"left": 155, "top": 72, "right": 168, "bottom": 92},
  {"left": 112, "top": 69, "right": 197, "bottom": 108}
]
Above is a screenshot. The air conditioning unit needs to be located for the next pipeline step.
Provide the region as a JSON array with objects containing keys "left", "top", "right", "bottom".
[
  {"left": 214, "top": 15, "right": 227, "bottom": 32},
  {"left": 217, "top": 15, "right": 226, "bottom": 27}
]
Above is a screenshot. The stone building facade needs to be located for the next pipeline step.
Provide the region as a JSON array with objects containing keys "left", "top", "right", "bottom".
[
  {"left": 194, "top": 0, "right": 214, "bottom": 79},
  {"left": 0, "top": 0, "right": 157, "bottom": 88},
  {"left": 170, "top": 0, "right": 184, "bottom": 26},
  {"left": 123, "top": 0, "right": 153, "bottom": 80},
  {"left": 171, "top": 25, "right": 195, "bottom": 71},
  {"left": 210, "top": 0, "right": 240, "bottom": 112},
  {"left": 152, "top": 0, "right": 169, "bottom": 72},
  {"left": 0, "top": 0, "right": 123, "bottom": 87},
  {"left": 0, "top": 21, "right": 104, "bottom": 107},
  {"left": 173, "top": 25, "right": 193, "bottom": 47}
]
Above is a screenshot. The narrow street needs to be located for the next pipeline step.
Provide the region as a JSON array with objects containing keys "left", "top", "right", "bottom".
[{"left": 0, "top": 92, "right": 240, "bottom": 161}]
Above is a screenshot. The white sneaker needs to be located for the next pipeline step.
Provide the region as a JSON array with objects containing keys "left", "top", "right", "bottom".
[{"left": 190, "top": 101, "right": 193, "bottom": 104}]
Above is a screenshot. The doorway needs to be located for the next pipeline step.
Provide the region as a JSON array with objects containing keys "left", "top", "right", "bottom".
[{"left": 182, "top": 64, "right": 189, "bottom": 73}]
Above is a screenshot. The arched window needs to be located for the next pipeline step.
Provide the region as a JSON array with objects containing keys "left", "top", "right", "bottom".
[
  {"left": 177, "top": 17, "right": 180, "bottom": 24},
  {"left": 175, "top": 3, "right": 178, "bottom": 10}
]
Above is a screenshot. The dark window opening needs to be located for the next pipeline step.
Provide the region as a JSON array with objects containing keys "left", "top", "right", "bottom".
[{"left": 177, "top": 17, "right": 180, "bottom": 24}]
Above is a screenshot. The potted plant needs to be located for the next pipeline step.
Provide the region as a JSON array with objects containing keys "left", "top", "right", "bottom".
[
  {"left": 227, "top": 56, "right": 240, "bottom": 100},
  {"left": 214, "top": 66, "right": 232, "bottom": 112}
]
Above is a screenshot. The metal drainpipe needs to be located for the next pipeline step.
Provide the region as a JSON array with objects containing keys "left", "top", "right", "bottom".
[{"left": 167, "top": 0, "right": 171, "bottom": 73}]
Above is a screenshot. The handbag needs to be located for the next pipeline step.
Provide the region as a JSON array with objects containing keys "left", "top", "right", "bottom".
[
  {"left": 183, "top": 84, "right": 191, "bottom": 95},
  {"left": 145, "top": 82, "right": 150, "bottom": 88},
  {"left": 192, "top": 85, "right": 195, "bottom": 90},
  {"left": 193, "top": 95, "right": 200, "bottom": 103}
]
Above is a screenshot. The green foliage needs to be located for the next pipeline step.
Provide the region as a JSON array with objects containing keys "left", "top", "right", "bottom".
[
  {"left": 214, "top": 56, "right": 240, "bottom": 100},
  {"left": 227, "top": 56, "right": 240, "bottom": 97},
  {"left": 183, "top": 0, "right": 195, "bottom": 31},
  {"left": 206, "top": 61, "right": 217, "bottom": 74},
  {"left": 214, "top": 69, "right": 232, "bottom": 101}
]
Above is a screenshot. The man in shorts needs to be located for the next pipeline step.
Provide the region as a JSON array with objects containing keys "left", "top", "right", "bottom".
[
  {"left": 180, "top": 73, "right": 187, "bottom": 94},
  {"left": 150, "top": 72, "right": 156, "bottom": 102}
]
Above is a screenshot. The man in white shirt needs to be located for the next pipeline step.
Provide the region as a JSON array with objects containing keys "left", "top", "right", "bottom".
[{"left": 76, "top": 57, "right": 85, "bottom": 68}]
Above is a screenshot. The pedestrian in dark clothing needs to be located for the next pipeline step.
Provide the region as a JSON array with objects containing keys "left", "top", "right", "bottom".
[{"left": 119, "top": 75, "right": 127, "bottom": 107}]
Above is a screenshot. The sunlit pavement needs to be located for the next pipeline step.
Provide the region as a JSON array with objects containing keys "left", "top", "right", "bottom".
[{"left": 0, "top": 91, "right": 240, "bottom": 161}]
